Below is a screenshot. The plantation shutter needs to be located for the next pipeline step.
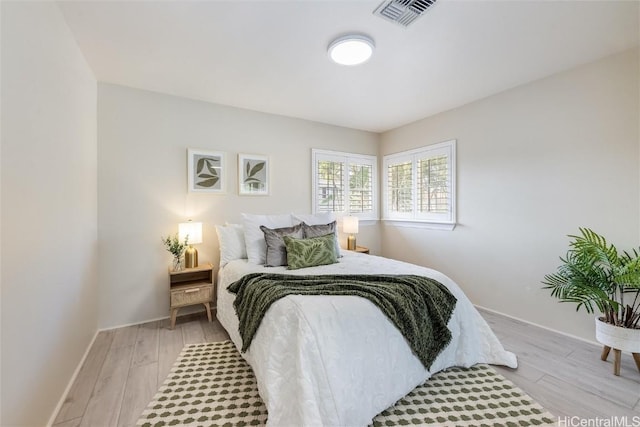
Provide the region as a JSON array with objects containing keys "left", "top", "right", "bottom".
[
  {"left": 312, "top": 149, "right": 377, "bottom": 220},
  {"left": 383, "top": 140, "right": 456, "bottom": 226}
]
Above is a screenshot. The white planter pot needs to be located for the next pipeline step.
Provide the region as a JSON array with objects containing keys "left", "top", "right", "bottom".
[{"left": 595, "top": 317, "right": 640, "bottom": 353}]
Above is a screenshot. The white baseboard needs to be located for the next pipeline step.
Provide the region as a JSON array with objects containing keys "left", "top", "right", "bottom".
[
  {"left": 474, "top": 304, "right": 599, "bottom": 347},
  {"left": 47, "top": 329, "right": 100, "bottom": 427},
  {"left": 97, "top": 314, "right": 171, "bottom": 332},
  {"left": 98, "top": 307, "right": 213, "bottom": 332}
]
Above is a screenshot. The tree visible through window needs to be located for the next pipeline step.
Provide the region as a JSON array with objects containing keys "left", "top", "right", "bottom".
[
  {"left": 349, "top": 163, "right": 372, "bottom": 214},
  {"left": 317, "top": 160, "right": 344, "bottom": 212},
  {"left": 418, "top": 155, "right": 449, "bottom": 214},
  {"left": 387, "top": 161, "right": 412, "bottom": 213}
]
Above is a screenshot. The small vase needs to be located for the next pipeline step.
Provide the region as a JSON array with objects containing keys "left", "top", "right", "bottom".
[{"left": 172, "top": 256, "right": 183, "bottom": 272}]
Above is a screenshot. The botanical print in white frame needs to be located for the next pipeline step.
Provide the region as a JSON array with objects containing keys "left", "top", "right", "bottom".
[
  {"left": 188, "top": 149, "right": 225, "bottom": 193},
  {"left": 238, "top": 154, "right": 269, "bottom": 196}
]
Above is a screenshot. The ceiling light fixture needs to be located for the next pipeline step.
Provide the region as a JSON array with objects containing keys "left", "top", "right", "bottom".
[{"left": 328, "top": 35, "right": 375, "bottom": 66}]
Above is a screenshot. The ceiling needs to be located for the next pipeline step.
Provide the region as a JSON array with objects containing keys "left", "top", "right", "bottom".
[{"left": 58, "top": 0, "right": 639, "bottom": 133}]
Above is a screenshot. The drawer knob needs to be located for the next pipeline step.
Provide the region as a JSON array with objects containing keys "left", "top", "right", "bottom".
[{"left": 185, "top": 288, "right": 200, "bottom": 293}]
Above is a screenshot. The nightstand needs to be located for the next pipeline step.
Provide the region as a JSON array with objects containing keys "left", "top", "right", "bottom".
[
  {"left": 168, "top": 263, "right": 214, "bottom": 329},
  {"left": 354, "top": 246, "right": 369, "bottom": 254}
]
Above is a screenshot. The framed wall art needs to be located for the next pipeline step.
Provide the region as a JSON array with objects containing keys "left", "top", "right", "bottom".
[
  {"left": 238, "top": 153, "right": 269, "bottom": 196},
  {"left": 187, "top": 149, "right": 225, "bottom": 193}
]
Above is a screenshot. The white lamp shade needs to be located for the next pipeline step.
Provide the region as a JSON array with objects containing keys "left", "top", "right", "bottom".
[
  {"left": 343, "top": 216, "right": 359, "bottom": 234},
  {"left": 178, "top": 221, "right": 203, "bottom": 245}
]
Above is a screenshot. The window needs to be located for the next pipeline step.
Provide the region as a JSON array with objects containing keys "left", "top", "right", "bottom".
[
  {"left": 383, "top": 140, "right": 456, "bottom": 229},
  {"left": 312, "top": 149, "right": 377, "bottom": 220}
]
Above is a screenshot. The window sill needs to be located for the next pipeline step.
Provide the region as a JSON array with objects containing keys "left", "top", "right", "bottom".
[{"left": 381, "top": 219, "right": 456, "bottom": 231}]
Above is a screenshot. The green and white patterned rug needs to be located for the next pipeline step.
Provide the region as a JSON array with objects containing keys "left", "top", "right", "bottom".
[{"left": 137, "top": 341, "right": 556, "bottom": 427}]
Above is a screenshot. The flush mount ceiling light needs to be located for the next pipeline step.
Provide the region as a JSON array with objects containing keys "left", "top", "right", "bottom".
[{"left": 328, "top": 35, "right": 375, "bottom": 66}]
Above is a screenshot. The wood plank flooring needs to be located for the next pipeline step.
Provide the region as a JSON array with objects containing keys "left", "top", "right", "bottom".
[
  {"left": 53, "top": 309, "right": 639, "bottom": 426},
  {"left": 53, "top": 314, "right": 230, "bottom": 427},
  {"left": 480, "top": 309, "right": 640, "bottom": 419}
]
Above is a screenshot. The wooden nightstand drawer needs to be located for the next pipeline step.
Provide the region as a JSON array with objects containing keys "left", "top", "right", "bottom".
[
  {"left": 168, "top": 263, "right": 214, "bottom": 329},
  {"left": 171, "top": 284, "right": 212, "bottom": 307}
]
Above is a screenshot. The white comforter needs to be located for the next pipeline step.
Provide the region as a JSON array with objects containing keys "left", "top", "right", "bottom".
[{"left": 217, "top": 251, "right": 517, "bottom": 427}]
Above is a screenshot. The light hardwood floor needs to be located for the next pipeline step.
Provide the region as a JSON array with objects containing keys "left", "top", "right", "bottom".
[{"left": 53, "top": 309, "right": 640, "bottom": 427}]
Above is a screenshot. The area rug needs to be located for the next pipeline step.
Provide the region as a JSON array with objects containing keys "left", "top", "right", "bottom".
[{"left": 137, "top": 341, "right": 556, "bottom": 427}]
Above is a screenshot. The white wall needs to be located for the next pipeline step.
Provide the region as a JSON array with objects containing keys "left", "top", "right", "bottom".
[
  {"left": 97, "top": 83, "right": 379, "bottom": 328},
  {"left": 380, "top": 49, "right": 639, "bottom": 342},
  {"left": 1, "top": 2, "right": 98, "bottom": 426}
]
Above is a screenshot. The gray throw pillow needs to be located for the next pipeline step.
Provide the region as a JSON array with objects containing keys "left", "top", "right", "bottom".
[
  {"left": 302, "top": 221, "right": 341, "bottom": 257},
  {"left": 260, "top": 223, "right": 304, "bottom": 267}
]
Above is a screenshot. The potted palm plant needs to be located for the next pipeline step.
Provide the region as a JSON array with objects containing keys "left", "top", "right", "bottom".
[{"left": 542, "top": 228, "right": 640, "bottom": 376}]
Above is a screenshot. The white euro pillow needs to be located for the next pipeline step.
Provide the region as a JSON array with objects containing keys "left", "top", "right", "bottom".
[
  {"left": 215, "top": 223, "right": 247, "bottom": 267},
  {"left": 292, "top": 212, "right": 336, "bottom": 226},
  {"left": 242, "top": 213, "right": 293, "bottom": 265}
]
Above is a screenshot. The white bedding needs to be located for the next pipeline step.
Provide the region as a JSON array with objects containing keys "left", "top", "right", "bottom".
[{"left": 217, "top": 251, "right": 517, "bottom": 427}]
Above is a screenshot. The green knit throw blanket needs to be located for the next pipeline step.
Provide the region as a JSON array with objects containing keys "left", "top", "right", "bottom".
[{"left": 227, "top": 273, "right": 457, "bottom": 370}]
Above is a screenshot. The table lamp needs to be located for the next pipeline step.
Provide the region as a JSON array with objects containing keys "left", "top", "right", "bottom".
[
  {"left": 179, "top": 220, "right": 203, "bottom": 268},
  {"left": 343, "top": 216, "right": 359, "bottom": 251}
]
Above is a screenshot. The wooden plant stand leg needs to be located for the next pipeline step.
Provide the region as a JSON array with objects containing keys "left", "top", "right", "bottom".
[
  {"left": 600, "top": 346, "right": 640, "bottom": 375},
  {"left": 632, "top": 353, "right": 640, "bottom": 373},
  {"left": 613, "top": 349, "right": 622, "bottom": 376}
]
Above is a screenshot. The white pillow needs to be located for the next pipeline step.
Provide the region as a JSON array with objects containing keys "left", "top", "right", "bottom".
[
  {"left": 292, "top": 212, "right": 336, "bottom": 226},
  {"left": 242, "top": 213, "right": 293, "bottom": 265},
  {"left": 215, "top": 223, "right": 247, "bottom": 267}
]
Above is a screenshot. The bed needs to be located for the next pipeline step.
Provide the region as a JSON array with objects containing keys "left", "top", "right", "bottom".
[{"left": 216, "top": 248, "right": 517, "bottom": 426}]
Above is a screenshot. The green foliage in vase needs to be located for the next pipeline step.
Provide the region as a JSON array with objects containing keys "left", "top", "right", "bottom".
[
  {"left": 542, "top": 228, "right": 640, "bottom": 329},
  {"left": 162, "top": 233, "right": 189, "bottom": 258}
]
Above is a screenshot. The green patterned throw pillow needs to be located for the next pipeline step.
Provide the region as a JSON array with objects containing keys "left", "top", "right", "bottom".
[{"left": 283, "top": 233, "right": 338, "bottom": 270}]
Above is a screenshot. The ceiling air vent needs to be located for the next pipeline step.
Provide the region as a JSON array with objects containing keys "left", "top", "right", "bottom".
[{"left": 373, "top": 0, "right": 437, "bottom": 27}]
